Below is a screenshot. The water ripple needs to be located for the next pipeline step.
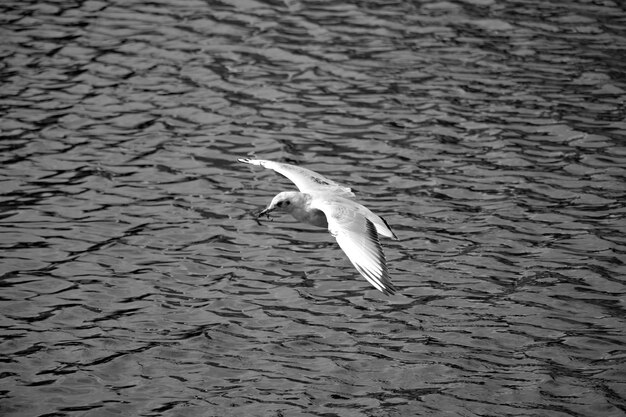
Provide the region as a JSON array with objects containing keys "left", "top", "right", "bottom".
[{"left": 1, "top": 0, "right": 626, "bottom": 416}]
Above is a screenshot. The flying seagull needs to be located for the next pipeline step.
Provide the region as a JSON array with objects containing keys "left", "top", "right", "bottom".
[{"left": 238, "top": 158, "right": 398, "bottom": 295}]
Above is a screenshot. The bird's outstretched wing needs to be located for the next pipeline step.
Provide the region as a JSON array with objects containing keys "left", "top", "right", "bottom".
[
  {"left": 238, "top": 158, "right": 355, "bottom": 198},
  {"left": 314, "top": 200, "right": 396, "bottom": 295}
]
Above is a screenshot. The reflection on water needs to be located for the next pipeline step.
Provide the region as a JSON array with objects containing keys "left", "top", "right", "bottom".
[{"left": 1, "top": 0, "right": 625, "bottom": 416}]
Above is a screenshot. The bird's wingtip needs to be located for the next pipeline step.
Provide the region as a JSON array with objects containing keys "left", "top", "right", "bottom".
[{"left": 382, "top": 286, "right": 397, "bottom": 296}]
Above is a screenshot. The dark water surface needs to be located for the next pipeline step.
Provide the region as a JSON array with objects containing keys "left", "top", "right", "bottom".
[{"left": 1, "top": 0, "right": 625, "bottom": 416}]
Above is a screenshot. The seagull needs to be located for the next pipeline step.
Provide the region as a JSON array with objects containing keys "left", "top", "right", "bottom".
[{"left": 238, "top": 158, "right": 398, "bottom": 295}]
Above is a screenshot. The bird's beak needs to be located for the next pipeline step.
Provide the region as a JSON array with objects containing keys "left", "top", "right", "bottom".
[{"left": 258, "top": 207, "right": 273, "bottom": 218}]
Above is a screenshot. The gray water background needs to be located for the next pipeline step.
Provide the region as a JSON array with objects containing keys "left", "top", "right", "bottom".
[{"left": 1, "top": 0, "right": 625, "bottom": 416}]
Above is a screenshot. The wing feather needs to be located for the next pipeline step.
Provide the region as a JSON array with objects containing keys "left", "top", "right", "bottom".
[
  {"left": 238, "top": 158, "right": 355, "bottom": 197},
  {"left": 318, "top": 203, "right": 396, "bottom": 295}
]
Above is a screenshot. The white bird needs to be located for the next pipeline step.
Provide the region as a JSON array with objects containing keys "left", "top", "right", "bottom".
[{"left": 238, "top": 158, "right": 398, "bottom": 295}]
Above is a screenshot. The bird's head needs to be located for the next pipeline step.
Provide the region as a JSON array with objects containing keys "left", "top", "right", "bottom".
[{"left": 258, "top": 191, "right": 302, "bottom": 218}]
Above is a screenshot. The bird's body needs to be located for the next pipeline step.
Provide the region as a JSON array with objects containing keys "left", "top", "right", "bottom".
[
  {"left": 239, "top": 158, "right": 398, "bottom": 295},
  {"left": 267, "top": 191, "right": 328, "bottom": 228}
]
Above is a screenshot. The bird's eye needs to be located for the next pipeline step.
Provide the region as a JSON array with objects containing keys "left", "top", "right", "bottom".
[
  {"left": 285, "top": 201, "right": 290, "bottom": 205},
  {"left": 277, "top": 201, "right": 283, "bottom": 207}
]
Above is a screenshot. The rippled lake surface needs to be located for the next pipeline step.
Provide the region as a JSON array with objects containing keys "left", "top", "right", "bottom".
[{"left": 1, "top": 0, "right": 625, "bottom": 416}]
